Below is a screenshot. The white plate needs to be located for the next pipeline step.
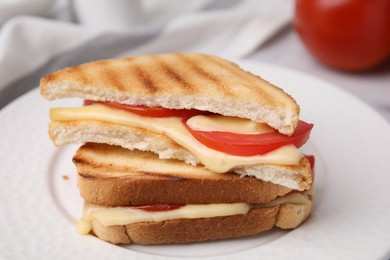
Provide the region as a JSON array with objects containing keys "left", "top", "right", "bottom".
[{"left": 0, "top": 61, "right": 389, "bottom": 260}]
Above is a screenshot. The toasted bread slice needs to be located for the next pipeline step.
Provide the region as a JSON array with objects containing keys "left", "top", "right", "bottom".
[
  {"left": 40, "top": 53, "right": 299, "bottom": 135},
  {"left": 74, "top": 143, "right": 294, "bottom": 206},
  {"left": 88, "top": 202, "right": 312, "bottom": 245}
]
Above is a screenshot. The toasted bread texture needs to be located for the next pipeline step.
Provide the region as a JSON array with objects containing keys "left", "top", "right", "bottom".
[
  {"left": 74, "top": 143, "right": 294, "bottom": 206},
  {"left": 40, "top": 53, "right": 299, "bottom": 135},
  {"left": 89, "top": 202, "right": 312, "bottom": 245},
  {"left": 61, "top": 124, "right": 312, "bottom": 191}
]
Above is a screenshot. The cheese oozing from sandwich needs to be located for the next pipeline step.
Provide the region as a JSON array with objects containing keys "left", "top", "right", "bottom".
[
  {"left": 76, "top": 192, "right": 311, "bottom": 235},
  {"left": 50, "top": 104, "right": 303, "bottom": 173}
]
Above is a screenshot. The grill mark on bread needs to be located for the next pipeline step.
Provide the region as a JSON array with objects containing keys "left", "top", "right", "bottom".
[
  {"left": 139, "top": 171, "right": 188, "bottom": 181},
  {"left": 73, "top": 157, "right": 87, "bottom": 165},
  {"left": 204, "top": 55, "right": 254, "bottom": 84},
  {"left": 132, "top": 65, "right": 157, "bottom": 93},
  {"left": 65, "top": 65, "right": 92, "bottom": 85},
  {"left": 78, "top": 171, "right": 189, "bottom": 181},
  {"left": 176, "top": 53, "right": 235, "bottom": 97},
  {"left": 42, "top": 73, "right": 55, "bottom": 84},
  {"left": 204, "top": 55, "right": 276, "bottom": 104},
  {"left": 156, "top": 57, "right": 196, "bottom": 92},
  {"left": 99, "top": 61, "right": 126, "bottom": 91},
  {"left": 123, "top": 57, "right": 134, "bottom": 62},
  {"left": 74, "top": 155, "right": 188, "bottom": 181},
  {"left": 64, "top": 65, "right": 82, "bottom": 74},
  {"left": 79, "top": 173, "right": 96, "bottom": 179}
]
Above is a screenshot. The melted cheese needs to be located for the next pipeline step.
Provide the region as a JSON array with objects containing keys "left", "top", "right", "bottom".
[
  {"left": 186, "top": 115, "right": 274, "bottom": 134},
  {"left": 76, "top": 193, "right": 311, "bottom": 235},
  {"left": 85, "top": 203, "right": 250, "bottom": 227},
  {"left": 50, "top": 104, "right": 303, "bottom": 173},
  {"left": 261, "top": 192, "right": 310, "bottom": 208},
  {"left": 75, "top": 219, "right": 92, "bottom": 235}
]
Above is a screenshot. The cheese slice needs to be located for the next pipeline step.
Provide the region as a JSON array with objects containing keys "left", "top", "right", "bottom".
[
  {"left": 186, "top": 114, "right": 274, "bottom": 134},
  {"left": 76, "top": 203, "right": 250, "bottom": 235},
  {"left": 76, "top": 193, "right": 311, "bottom": 235},
  {"left": 88, "top": 203, "right": 250, "bottom": 226},
  {"left": 50, "top": 104, "right": 303, "bottom": 173}
]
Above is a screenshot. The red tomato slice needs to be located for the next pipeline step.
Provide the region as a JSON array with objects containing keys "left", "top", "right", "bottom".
[
  {"left": 185, "top": 120, "right": 314, "bottom": 156},
  {"left": 83, "top": 100, "right": 94, "bottom": 106},
  {"left": 128, "top": 204, "right": 183, "bottom": 212},
  {"left": 84, "top": 100, "right": 207, "bottom": 118}
]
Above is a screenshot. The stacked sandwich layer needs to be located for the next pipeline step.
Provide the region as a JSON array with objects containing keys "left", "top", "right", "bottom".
[{"left": 41, "top": 53, "right": 315, "bottom": 245}]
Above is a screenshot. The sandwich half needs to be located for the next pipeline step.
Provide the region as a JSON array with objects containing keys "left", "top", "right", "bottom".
[
  {"left": 40, "top": 53, "right": 314, "bottom": 191},
  {"left": 74, "top": 143, "right": 314, "bottom": 245}
]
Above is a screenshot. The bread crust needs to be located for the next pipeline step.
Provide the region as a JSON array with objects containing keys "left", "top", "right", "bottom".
[
  {"left": 41, "top": 53, "right": 299, "bottom": 135},
  {"left": 75, "top": 143, "right": 293, "bottom": 206},
  {"left": 276, "top": 202, "right": 312, "bottom": 229},
  {"left": 89, "top": 201, "right": 312, "bottom": 245}
]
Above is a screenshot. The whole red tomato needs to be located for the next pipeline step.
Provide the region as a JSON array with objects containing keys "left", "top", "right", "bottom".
[{"left": 294, "top": 0, "right": 390, "bottom": 71}]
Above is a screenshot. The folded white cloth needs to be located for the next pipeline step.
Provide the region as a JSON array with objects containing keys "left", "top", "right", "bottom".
[
  {"left": 0, "top": 0, "right": 293, "bottom": 107},
  {"left": 0, "top": 0, "right": 53, "bottom": 25}
]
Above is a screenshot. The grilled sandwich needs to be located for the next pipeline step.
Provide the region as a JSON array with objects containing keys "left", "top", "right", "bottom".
[{"left": 41, "top": 53, "right": 315, "bottom": 244}]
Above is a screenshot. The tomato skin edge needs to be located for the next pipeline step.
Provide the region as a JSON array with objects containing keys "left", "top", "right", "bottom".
[{"left": 184, "top": 120, "right": 314, "bottom": 156}]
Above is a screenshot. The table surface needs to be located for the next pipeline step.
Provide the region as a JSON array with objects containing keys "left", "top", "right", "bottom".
[{"left": 250, "top": 26, "right": 390, "bottom": 123}]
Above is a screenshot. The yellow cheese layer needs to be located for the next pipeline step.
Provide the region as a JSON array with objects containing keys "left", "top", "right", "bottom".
[
  {"left": 75, "top": 193, "right": 311, "bottom": 235},
  {"left": 50, "top": 104, "right": 303, "bottom": 173},
  {"left": 90, "top": 203, "right": 249, "bottom": 226},
  {"left": 76, "top": 203, "right": 250, "bottom": 235},
  {"left": 186, "top": 114, "right": 274, "bottom": 134}
]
